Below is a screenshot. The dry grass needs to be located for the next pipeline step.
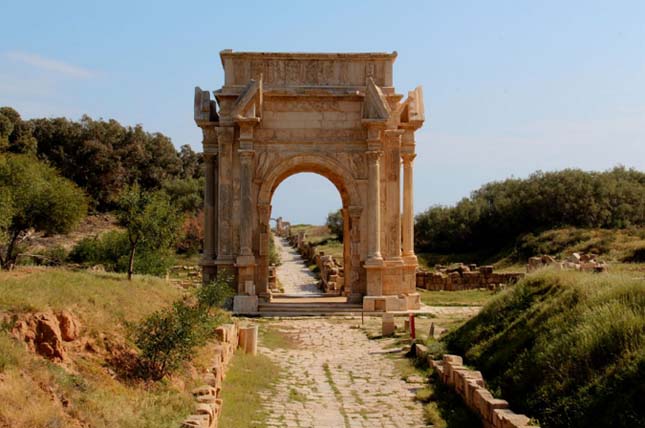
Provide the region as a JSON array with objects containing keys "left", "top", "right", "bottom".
[
  {"left": 0, "top": 267, "right": 207, "bottom": 428},
  {"left": 218, "top": 329, "right": 282, "bottom": 427}
]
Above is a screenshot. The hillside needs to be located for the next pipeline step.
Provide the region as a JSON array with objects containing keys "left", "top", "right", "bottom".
[
  {"left": 415, "top": 167, "right": 645, "bottom": 261},
  {"left": 417, "top": 226, "right": 645, "bottom": 270},
  {"left": 0, "top": 268, "right": 212, "bottom": 428},
  {"left": 444, "top": 270, "right": 645, "bottom": 428}
]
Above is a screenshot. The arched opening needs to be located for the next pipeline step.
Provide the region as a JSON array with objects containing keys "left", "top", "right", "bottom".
[
  {"left": 270, "top": 173, "right": 345, "bottom": 297},
  {"left": 253, "top": 153, "right": 365, "bottom": 306}
]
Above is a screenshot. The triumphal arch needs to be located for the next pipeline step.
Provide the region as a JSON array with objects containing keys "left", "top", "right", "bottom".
[{"left": 194, "top": 50, "right": 425, "bottom": 312}]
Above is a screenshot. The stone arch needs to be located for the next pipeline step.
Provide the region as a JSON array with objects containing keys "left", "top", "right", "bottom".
[
  {"left": 255, "top": 153, "right": 364, "bottom": 299},
  {"left": 257, "top": 153, "right": 362, "bottom": 208}
]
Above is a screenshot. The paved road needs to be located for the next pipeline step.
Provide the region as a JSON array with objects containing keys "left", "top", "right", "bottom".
[
  {"left": 259, "top": 319, "right": 427, "bottom": 428},
  {"left": 274, "top": 236, "right": 322, "bottom": 295}
]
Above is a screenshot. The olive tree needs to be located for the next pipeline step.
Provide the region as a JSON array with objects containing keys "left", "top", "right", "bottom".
[
  {"left": 0, "top": 154, "right": 87, "bottom": 269},
  {"left": 116, "top": 185, "right": 182, "bottom": 280}
]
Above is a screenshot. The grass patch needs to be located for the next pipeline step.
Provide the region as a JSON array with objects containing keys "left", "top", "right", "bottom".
[
  {"left": 446, "top": 269, "right": 645, "bottom": 428},
  {"left": 288, "top": 388, "right": 307, "bottom": 403},
  {"left": 0, "top": 267, "right": 183, "bottom": 336},
  {"left": 394, "top": 351, "right": 481, "bottom": 427},
  {"left": 418, "top": 288, "right": 497, "bottom": 307},
  {"left": 218, "top": 351, "right": 281, "bottom": 428},
  {"left": 323, "top": 362, "right": 350, "bottom": 428},
  {"left": 258, "top": 323, "right": 299, "bottom": 350},
  {"left": 0, "top": 267, "right": 206, "bottom": 428}
]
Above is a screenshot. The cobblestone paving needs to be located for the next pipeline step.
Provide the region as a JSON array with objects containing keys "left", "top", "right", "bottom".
[
  {"left": 259, "top": 319, "right": 427, "bottom": 428},
  {"left": 274, "top": 236, "right": 321, "bottom": 295}
]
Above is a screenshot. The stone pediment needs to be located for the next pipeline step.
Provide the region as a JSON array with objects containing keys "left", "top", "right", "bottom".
[
  {"left": 230, "top": 77, "right": 263, "bottom": 121},
  {"left": 363, "top": 77, "right": 391, "bottom": 121}
]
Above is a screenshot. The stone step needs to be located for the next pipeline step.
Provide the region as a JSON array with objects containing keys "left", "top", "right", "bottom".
[
  {"left": 259, "top": 304, "right": 362, "bottom": 311},
  {"left": 258, "top": 303, "right": 363, "bottom": 315}
]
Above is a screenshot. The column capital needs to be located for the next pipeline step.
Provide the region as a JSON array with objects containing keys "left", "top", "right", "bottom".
[
  {"left": 201, "top": 126, "right": 219, "bottom": 148},
  {"left": 366, "top": 150, "right": 383, "bottom": 162},
  {"left": 401, "top": 153, "right": 417, "bottom": 165},
  {"left": 239, "top": 149, "right": 255, "bottom": 160}
]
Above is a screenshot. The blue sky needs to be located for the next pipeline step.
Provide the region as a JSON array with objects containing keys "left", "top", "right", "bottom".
[{"left": 1, "top": 1, "right": 644, "bottom": 224}]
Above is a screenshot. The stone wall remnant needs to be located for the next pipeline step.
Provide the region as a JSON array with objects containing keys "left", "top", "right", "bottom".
[
  {"left": 416, "top": 264, "right": 524, "bottom": 291},
  {"left": 181, "top": 322, "right": 244, "bottom": 428}
]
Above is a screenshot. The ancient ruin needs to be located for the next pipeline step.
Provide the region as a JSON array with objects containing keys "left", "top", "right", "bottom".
[{"left": 195, "top": 50, "right": 425, "bottom": 312}]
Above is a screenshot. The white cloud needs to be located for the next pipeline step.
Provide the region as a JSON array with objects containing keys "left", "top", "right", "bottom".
[{"left": 6, "top": 51, "right": 94, "bottom": 79}]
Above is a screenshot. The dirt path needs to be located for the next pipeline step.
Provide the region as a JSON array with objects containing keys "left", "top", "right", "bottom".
[
  {"left": 274, "top": 236, "right": 321, "bottom": 295},
  {"left": 259, "top": 319, "right": 426, "bottom": 428}
]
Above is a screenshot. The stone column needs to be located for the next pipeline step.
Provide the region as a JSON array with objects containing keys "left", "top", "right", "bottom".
[
  {"left": 383, "top": 130, "right": 403, "bottom": 259},
  {"left": 402, "top": 153, "right": 416, "bottom": 259},
  {"left": 239, "top": 149, "right": 254, "bottom": 256},
  {"left": 217, "top": 126, "right": 235, "bottom": 262},
  {"left": 203, "top": 153, "right": 218, "bottom": 260},
  {"left": 366, "top": 151, "right": 383, "bottom": 263},
  {"left": 348, "top": 206, "right": 364, "bottom": 302}
]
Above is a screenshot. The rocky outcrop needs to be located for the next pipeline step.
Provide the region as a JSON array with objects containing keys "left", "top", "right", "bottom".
[{"left": 12, "top": 311, "right": 81, "bottom": 361}]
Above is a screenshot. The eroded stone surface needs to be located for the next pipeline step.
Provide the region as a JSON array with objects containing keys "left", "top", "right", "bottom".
[{"left": 259, "top": 319, "right": 426, "bottom": 428}]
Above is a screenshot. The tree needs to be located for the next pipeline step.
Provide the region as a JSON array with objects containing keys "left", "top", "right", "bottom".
[
  {"left": 0, "top": 154, "right": 87, "bottom": 269},
  {"left": 178, "top": 144, "right": 203, "bottom": 179},
  {"left": 326, "top": 209, "right": 344, "bottom": 241},
  {"left": 116, "top": 185, "right": 182, "bottom": 280},
  {"left": 0, "top": 112, "right": 14, "bottom": 150},
  {"left": 0, "top": 107, "right": 37, "bottom": 155}
]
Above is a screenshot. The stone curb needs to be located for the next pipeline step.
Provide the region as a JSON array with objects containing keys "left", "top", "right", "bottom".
[
  {"left": 180, "top": 323, "right": 241, "bottom": 428},
  {"left": 430, "top": 354, "right": 539, "bottom": 428}
]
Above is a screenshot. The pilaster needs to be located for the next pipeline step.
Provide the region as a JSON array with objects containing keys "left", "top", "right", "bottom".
[{"left": 402, "top": 153, "right": 417, "bottom": 265}]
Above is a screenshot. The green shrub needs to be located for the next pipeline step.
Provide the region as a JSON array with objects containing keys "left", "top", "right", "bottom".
[
  {"left": 446, "top": 271, "right": 645, "bottom": 428},
  {"left": 69, "top": 230, "right": 174, "bottom": 276},
  {"left": 196, "top": 272, "right": 235, "bottom": 310},
  {"left": 34, "top": 245, "right": 68, "bottom": 266},
  {"left": 268, "top": 231, "right": 281, "bottom": 266},
  {"left": 133, "top": 300, "right": 210, "bottom": 380}
]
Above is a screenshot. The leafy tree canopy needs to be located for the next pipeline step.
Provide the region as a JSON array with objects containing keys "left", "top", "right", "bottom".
[
  {"left": 415, "top": 167, "right": 645, "bottom": 255},
  {"left": 0, "top": 154, "right": 87, "bottom": 268}
]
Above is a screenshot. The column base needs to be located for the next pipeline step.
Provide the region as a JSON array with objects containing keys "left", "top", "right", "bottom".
[
  {"left": 362, "top": 293, "right": 421, "bottom": 312},
  {"left": 403, "top": 254, "right": 418, "bottom": 266},
  {"left": 233, "top": 295, "right": 258, "bottom": 314},
  {"left": 348, "top": 292, "right": 363, "bottom": 304}
]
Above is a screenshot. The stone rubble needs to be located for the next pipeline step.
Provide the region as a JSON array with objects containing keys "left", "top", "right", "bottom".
[{"left": 527, "top": 252, "right": 608, "bottom": 273}]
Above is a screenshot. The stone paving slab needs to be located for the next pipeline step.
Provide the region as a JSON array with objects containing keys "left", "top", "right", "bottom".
[
  {"left": 259, "top": 319, "right": 427, "bottom": 428},
  {"left": 275, "top": 236, "right": 322, "bottom": 295}
]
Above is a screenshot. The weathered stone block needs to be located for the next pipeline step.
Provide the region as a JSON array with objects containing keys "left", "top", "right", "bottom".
[{"left": 233, "top": 295, "right": 258, "bottom": 314}]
